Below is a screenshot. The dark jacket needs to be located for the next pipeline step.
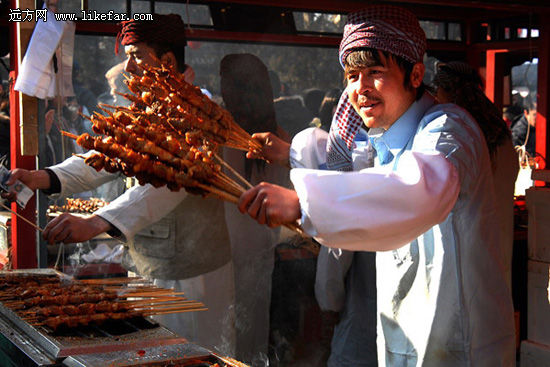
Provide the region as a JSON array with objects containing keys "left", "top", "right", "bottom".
[{"left": 511, "top": 115, "right": 536, "bottom": 156}]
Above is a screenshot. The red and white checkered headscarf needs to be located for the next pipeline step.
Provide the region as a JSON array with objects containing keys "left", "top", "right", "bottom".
[
  {"left": 339, "top": 5, "right": 426, "bottom": 67},
  {"left": 115, "top": 14, "right": 187, "bottom": 54},
  {"left": 326, "top": 5, "right": 426, "bottom": 171}
]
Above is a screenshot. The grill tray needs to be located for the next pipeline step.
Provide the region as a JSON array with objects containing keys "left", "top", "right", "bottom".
[
  {"left": 0, "top": 270, "right": 187, "bottom": 360},
  {"left": 62, "top": 343, "right": 215, "bottom": 367}
]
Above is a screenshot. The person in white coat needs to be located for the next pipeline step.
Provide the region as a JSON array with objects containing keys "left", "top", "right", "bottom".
[
  {"left": 3, "top": 14, "right": 236, "bottom": 355},
  {"left": 238, "top": 5, "right": 516, "bottom": 366}
]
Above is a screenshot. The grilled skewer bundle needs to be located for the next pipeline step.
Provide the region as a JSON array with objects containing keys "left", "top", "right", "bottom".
[
  {"left": 121, "top": 62, "right": 261, "bottom": 152},
  {"left": 62, "top": 62, "right": 258, "bottom": 201},
  {"left": 65, "top": 129, "right": 244, "bottom": 202},
  {"left": 63, "top": 61, "right": 303, "bottom": 233},
  {"left": 0, "top": 273, "right": 206, "bottom": 332}
]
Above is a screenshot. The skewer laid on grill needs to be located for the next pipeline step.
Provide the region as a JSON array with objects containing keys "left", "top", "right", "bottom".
[{"left": 0, "top": 273, "right": 208, "bottom": 332}]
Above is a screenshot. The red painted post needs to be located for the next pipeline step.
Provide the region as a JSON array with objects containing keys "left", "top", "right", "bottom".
[
  {"left": 536, "top": 24, "right": 549, "bottom": 171},
  {"left": 9, "top": 0, "right": 37, "bottom": 269},
  {"left": 485, "top": 49, "right": 508, "bottom": 113}
]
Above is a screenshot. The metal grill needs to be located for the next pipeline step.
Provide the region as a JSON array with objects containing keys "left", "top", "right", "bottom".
[{"left": 0, "top": 270, "right": 248, "bottom": 367}]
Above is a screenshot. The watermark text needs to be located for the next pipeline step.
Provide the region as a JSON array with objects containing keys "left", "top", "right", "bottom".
[{"left": 9, "top": 8, "right": 154, "bottom": 22}]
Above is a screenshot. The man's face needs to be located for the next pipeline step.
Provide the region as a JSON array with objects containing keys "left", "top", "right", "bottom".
[
  {"left": 346, "top": 53, "right": 419, "bottom": 130},
  {"left": 525, "top": 108, "right": 537, "bottom": 127},
  {"left": 124, "top": 43, "right": 160, "bottom": 76}
]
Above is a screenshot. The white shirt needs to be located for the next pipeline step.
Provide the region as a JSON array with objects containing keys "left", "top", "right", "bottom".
[{"left": 290, "top": 93, "right": 515, "bottom": 366}]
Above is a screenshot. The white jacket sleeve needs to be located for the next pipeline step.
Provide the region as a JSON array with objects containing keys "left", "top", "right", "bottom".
[
  {"left": 94, "top": 184, "right": 188, "bottom": 243},
  {"left": 292, "top": 150, "right": 459, "bottom": 251},
  {"left": 290, "top": 127, "right": 328, "bottom": 169},
  {"left": 48, "top": 153, "right": 119, "bottom": 198}
]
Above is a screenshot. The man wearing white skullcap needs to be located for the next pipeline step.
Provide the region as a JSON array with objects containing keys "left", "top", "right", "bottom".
[{"left": 239, "top": 4, "right": 515, "bottom": 366}]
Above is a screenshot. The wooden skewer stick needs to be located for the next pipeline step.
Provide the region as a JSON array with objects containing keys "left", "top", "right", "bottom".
[
  {"left": 107, "top": 288, "right": 169, "bottom": 294},
  {"left": 144, "top": 308, "right": 208, "bottom": 316},
  {"left": 118, "top": 297, "right": 191, "bottom": 305},
  {"left": 80, "top": 277, "right": 145, "bottom": 285},
  {"left": 223, "top": 142, "right": 251, "bottom": 152},
  {"left": 133, "top": 303, "right": 205, "bottom": 312},
  {"left": 119, "top": 291, "right": 187, "bottom": 298},
  {"left": 113, "top": 286, "right": 165, "bottom": 291},
  {"left": 212, "top": 353, "right": 251, "bottom": 367},
  {"left": 124, "top": 299, "right": 203, "bottom": 308},
  {"left": 61, "top": 130, "right": 79, "bottom": 140},
  {"left": 213, "top": 173, "right": 246, "bottom": 194},
  {"left": 116, "top": 287, "right": 185, "bottom": 297},
  {"left": 286, "top": 222, "right": 305, "bottom": 237},
  {"left": 195, "top": 183, "right": 239, "bottom": 204},
  {"left": 214, "top": 153, "right": 253, "bottom": 189},
  {"left": 103, "top": 284, "right": 158, "bottom": 290},
  {"left": 97, "top": 103, "right": 119, "bottom": 110},
  {"left": 0, "top": 202, "right": 44, "bottom": 233},
  {"left": 138, "top": 300, "right": 202, "bottom": 308}
]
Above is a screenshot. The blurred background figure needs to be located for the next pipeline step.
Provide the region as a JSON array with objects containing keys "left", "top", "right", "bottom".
[
  {"left": 220, "top": 53, "right": 291, "bottom": 365},
  {"left": 302, "top": 88, "right": 325, "bottom": 119},
  {"left": 0, "top": 82, "right": 7, "bottom": 122},
  {"left": 317, "top": 88, "right": 342, "bottom": 132},
  {"left": 512, "top": 100, "right": 537, "bottom": 157},
  {"left": 64, "top": 96, "right": 93, "bottom": 137},
  {"left": 273, "top": 94, "right": 314, "bottom": 139},
  {"left": 72, "top": 62, "right": 99, "bottom": 115},
  {"left": 268, "top": 70, "right": 282, "bottom": 100},
  {"left": 98, "top": 61, "right": 131, "bottom": 107},
  {"left": 44, "top": 96, "right": 93, "bottom": 160},
  {"left": 268, "top": 69, "right": 313, "bottom": 139},
  {"left": 0, "top": 82, "right": 9, "bottom": 164},
  {"left": 43, "top": 107, "right": 63, "bottom": 168},
  {"left": 432, "top": 60, "right": 518, "bottom": 292},
  {"left": 502, "top": 104, "right": 523, "bottom": 129}
]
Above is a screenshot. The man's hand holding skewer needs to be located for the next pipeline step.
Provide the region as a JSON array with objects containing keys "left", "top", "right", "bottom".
[
  {"left": 1, "top": 168, "right": 114, "bottom": 244},
  {"left": 238, "top": 182, "right": 301, "bottom": 228},
  {"left": 247, "top": 132, "right": 291, "bottom": 167},
  {"left": 42, "top": 213, "right": 112, "bottom": 244}
]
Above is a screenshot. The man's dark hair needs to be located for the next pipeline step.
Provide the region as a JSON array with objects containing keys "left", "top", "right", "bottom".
[
  {"left": 524, "top": 99, "right": 537, "bottom": 112},
  {"left": 344, "top": 48, "right": 424, "bottom": 100},
  {"left": 118, "top": 14, "right": 187, "bottom": 73}
]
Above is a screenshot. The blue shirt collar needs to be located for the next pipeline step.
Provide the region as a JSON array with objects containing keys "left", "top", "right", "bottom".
[{"left": 368, "top": 93, "right": 435, "bottom": 164}]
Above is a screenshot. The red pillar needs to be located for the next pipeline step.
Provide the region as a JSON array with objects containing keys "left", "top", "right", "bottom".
[
  {"left": 485, "top": 49, "right": 508, "bottom": 113},
  {"left": 9, "top": 0, "right": 37, "bottom": 269},
  {"left": 536, "top": 24, "right": 549, "bottom": 170}
]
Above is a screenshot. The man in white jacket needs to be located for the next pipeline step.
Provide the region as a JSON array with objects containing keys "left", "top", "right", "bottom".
[
  {"left": 239, "top": 5, "right": 516, "bottom": 366},
  {"left": 4, "top": 14, "right": 235, "bottom": 355}
]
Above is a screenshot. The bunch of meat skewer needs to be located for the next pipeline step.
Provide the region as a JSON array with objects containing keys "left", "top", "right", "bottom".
[
  {"left": 0, "top": 273, "right": 206, "bottom": 332},
  {"left": 62, "top": 61, "right": 262, "bottom": 203},
  {"left": 121, "top": 62, "right": 260, "bottom": 152},
  {"left": 62, "top": 61, "right": 304, "bottom": 234}
]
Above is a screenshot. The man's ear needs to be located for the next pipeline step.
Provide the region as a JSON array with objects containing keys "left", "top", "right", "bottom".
[
  {"left": 410, "top": 62, "right": 425, "bottom": 88},
  {"left": 160, "top": 51, "right": 177, "bottom": 69}
]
